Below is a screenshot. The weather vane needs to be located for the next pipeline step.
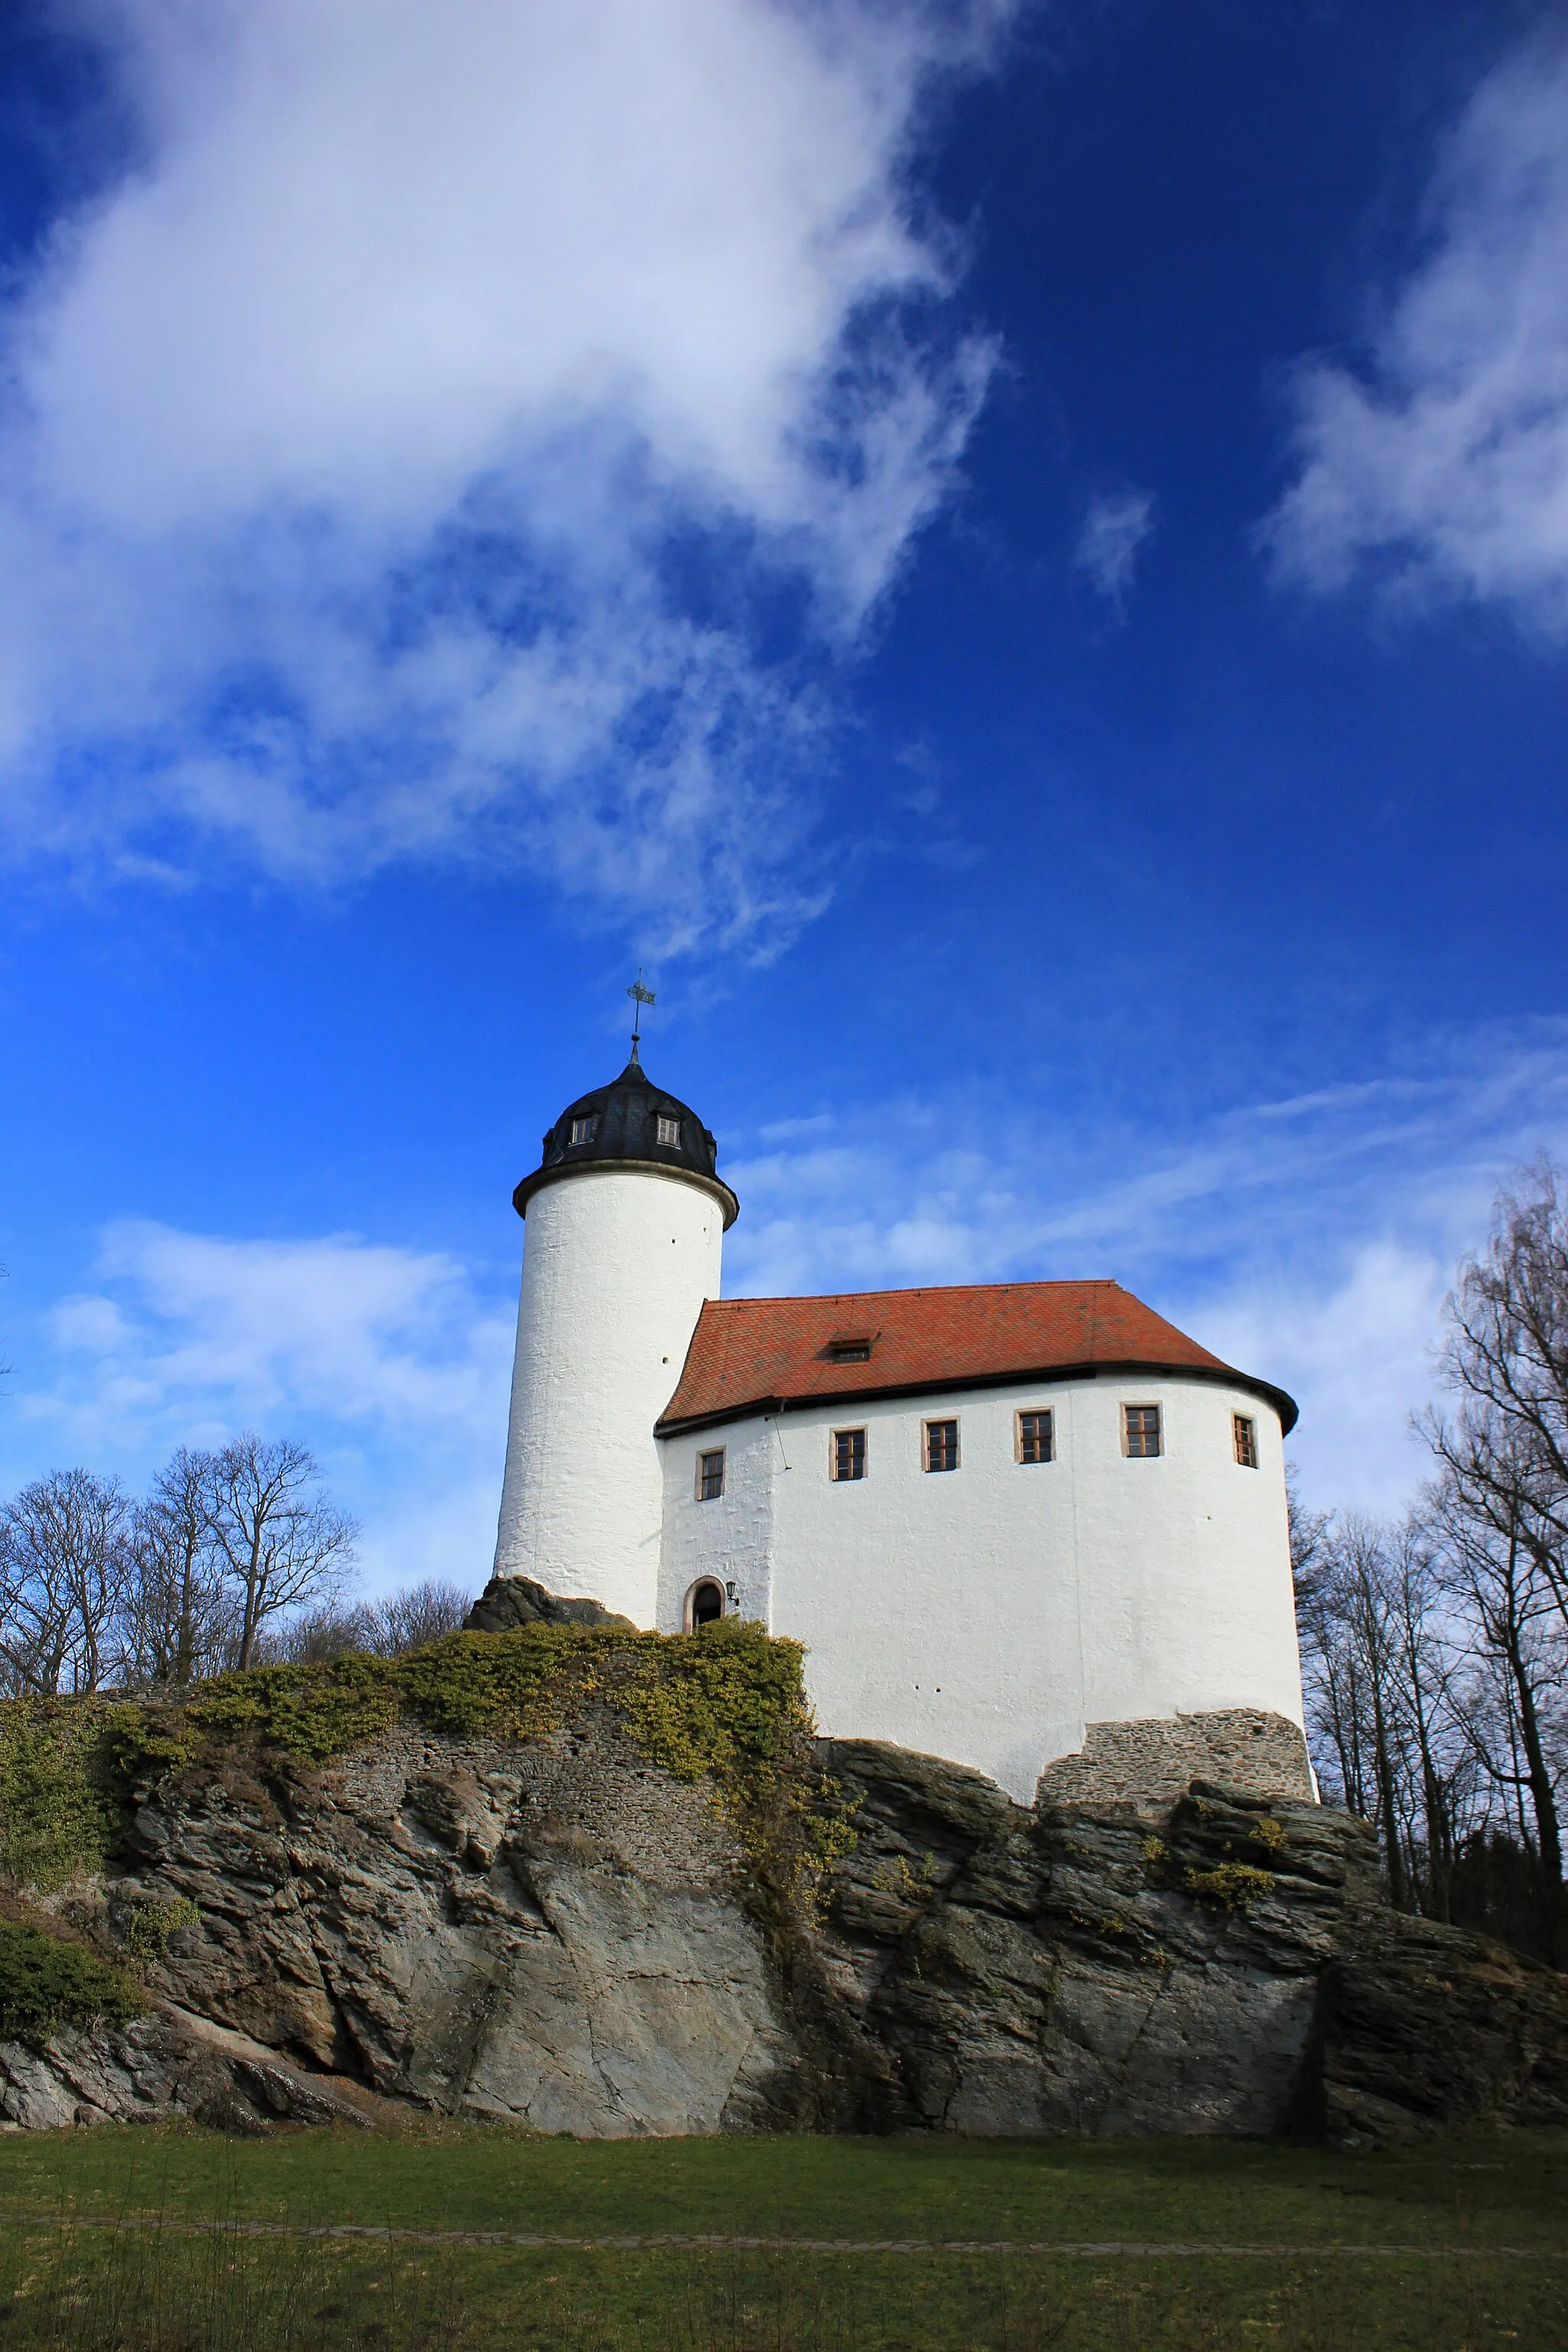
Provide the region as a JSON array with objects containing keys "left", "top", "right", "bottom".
[{"left": 627, "top": 970, "right": 655, "bottom": 1063}]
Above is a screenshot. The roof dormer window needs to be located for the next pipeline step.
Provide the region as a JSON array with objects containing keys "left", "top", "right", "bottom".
[
  {"left": 827, "top": 1337, "right": 871, "bottom": 1364},
  {"left": 656, "top": 1115, "right": 682, "bottom": 1148},
  {"left": 569, "top": 1115, "right": 597, "bottom": 1146}
]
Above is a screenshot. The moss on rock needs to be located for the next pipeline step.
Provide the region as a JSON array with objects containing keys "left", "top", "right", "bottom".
[
  {"left": 0, "top": 1620, "right": 850, "bottom": 1908},
  {"left": 1184, "top": 1861, "right": 1278, "bottom": 1911}
]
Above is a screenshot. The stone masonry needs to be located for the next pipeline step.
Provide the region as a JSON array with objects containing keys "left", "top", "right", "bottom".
[{"left": 1034, "top": 1708, "right": 1314, "bottom": 1813}]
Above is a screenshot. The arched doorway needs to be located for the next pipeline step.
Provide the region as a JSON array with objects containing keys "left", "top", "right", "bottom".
[{"left": 688, "top": 1579, "right": 724, "bottom": 1629}]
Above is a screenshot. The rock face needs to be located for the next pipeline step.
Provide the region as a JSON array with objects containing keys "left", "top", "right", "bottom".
[
  {"left": 462, "top": 1576, "right": 635, "bottom": 1634},
  {"left": 2, "top": 1721, "right": 1565, "bottom": 2143},
  {"left": 16, "top": 1712, "right": 794, "bottom": 2138},
  {"left": 815, "top": 1743, "right": 1568, "bottom": 2142}
]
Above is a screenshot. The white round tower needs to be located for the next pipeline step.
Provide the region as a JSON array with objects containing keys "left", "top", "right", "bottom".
[{"left": 492, "top": 1054, "right": 738, "bottom": 1626}]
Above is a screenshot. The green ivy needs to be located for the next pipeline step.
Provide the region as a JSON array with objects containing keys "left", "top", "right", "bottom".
[
  {"left": 186, "top": 1653, "right": 402, "bottom": 1762},
  {"left": 0, "top": 1622, "right": 854, "bottom": 1913},
  {"left": 0, "top": 1919, "right": 142, "bottom": 2047},
  {"left": 0, "top": 1702, "right": 121, "bottom": 1893},
  {"left": 117, "top": 1896, "right": 201, "bottom": 1966},
  {"left": 1183, "top": 1862, "right": 1276, "bottom": 1911}
]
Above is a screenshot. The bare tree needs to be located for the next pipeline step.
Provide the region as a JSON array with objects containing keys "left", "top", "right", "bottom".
[
  {"left": 1426, "top": 1463, "right": 1566, "bottom": 1964},
  {"left": 203, "top": 1436, "right": 358, "bottom": 1669},
  {"left": 253, "top": 1602, "right": 376, "bottom": 1665},
  {"left": 369, "top": 1578, "right": 471, "bottom": 1653},
  {"left": 1285, "top": 1464, "right": 1334, "bottom": 1620},
  {"left": 1426, "top": 1157, "right": 1568, "bottom": 1632},
  {"left": 1296, "top": 1508, "right": 1475, "bottom": 1918},
  {"left": 1416, "top": 1158, "right": 1568, "bottom": 1962},
  {"left": 1316, "top": 1516, "right": 1414, "bottom": 1901},
  {"left": 1387, "top": 1513, "right": 1472, "bottom": 1922},
  {"left": 254, "top": 1579, "right": 472, "bottom": 1664},
  {"left": 0, "top": 1468, "right": 132, "bottom": 1694},
  {"left": 122, "top": 1449, "right": 237, "bottom": 1689}
]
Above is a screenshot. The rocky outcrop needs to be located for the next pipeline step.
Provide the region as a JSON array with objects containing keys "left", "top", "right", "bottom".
[
  {"left": 462, "top": 1576, "right": 635, "bottom": 1634},
  {"left": 2, "top": 1717, "right": 1564, "bottom": 2145},
  {"left": 15, "top": 1711, "right": 795, "bottom": 2138},
  {"left": 817, "top": 1744, "right": 1568, "bottom": 2141}
]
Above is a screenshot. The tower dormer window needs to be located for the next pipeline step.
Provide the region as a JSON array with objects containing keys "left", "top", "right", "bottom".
[
  {"left": 656, "top": 1115, "right": 682, "bottom": 1148},
  {"left": 569, "top": 1115, "right": 597, "bottom": 1146}
]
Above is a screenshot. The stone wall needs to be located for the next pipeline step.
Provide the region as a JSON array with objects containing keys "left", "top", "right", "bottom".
[{"left": 1034, "top": 1708, "right": 1314, "bottom": 1812}]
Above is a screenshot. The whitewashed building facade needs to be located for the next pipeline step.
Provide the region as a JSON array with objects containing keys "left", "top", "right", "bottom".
[{"left": 494, "top": 1056, "right": 1309, "bottom": 1804}]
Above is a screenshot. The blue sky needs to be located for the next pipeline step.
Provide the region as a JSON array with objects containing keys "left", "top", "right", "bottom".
[{"left": 3, "top": 0, "right": 1567, "bottom": 1594}]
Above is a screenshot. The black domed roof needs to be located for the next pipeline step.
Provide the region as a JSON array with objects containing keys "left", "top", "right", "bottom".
[{"left": 513, "top": 1057, "right": 739, "bottom": 1228}]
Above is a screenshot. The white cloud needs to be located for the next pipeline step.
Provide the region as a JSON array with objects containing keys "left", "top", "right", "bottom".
[
  {"left": 1196, "top": 1243, "right": 1446, "bottom": 1517},
  {"left": 8, "top": 1222, "right": 514, "bottom": 1592},
  {"left": 12, "top": 1022, "right": 1564, "bottom": 1579},
  {"left": 1074, "top": 486, "right": 1154, "bottom": 606},
  {"left": 0, "top": 0, "right": 1010, "bottom": 946},
  {"left": 724, "top": 1021, "right": 1568, "bottom": 1514},
  {"left": 1266, "top": 34, "right": 1568, "bottom": 631}
]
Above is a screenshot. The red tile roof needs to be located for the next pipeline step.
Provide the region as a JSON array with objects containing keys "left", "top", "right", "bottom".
[{"left": 657, "top": 1279, "right": 1297, "bottom": 1434}]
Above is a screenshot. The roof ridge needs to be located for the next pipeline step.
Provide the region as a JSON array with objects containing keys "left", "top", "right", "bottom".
[{"left": 704, "top": 1277, "right": 1119, "bottom": 1310}]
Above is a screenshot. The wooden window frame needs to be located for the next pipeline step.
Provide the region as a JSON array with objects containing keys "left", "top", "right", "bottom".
[
  {"left": 656, "top": 1115, "right": 682, "bottom": 1149},
  {"left": 830, "top": 1426, "right": 867, "bottom": 1482},
  {"left": 569, "top": 1114, "right": 597, "bottom": 1146},
  {"left": 1232, "top": 1413, "right": 1258, "bottom": 1469},
  {"left": 1122, "top": 1403, "right": 1163, "bottom": 1459},
  {"left": 1016, "top": 1408, "right": 1055, "bottom": 1465},
  {"left": 923, "top": 1417, "right": 960, "bottom": 1474},
  {"left": 696, "top": 1446, "right": 726, "bottom": 1502}
]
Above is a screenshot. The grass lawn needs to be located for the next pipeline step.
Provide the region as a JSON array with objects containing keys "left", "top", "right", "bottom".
[{"left": 0, "top": 2123, "right": 1560, "bottom": 2349}]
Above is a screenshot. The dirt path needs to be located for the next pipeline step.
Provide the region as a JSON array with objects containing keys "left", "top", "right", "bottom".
[{"left": 0, "top": 2215, "right": 1559, "bottom": 2260}]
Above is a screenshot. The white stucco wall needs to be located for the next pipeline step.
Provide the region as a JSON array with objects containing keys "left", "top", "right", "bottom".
[
  {"left": 658, "top": 1375, "right": 1303, "bottom": 1802},
  {"left": 656, "top": 1413, "right": 776, "bottom": 1632},
  {"left": 494, "top": 1166, "right": 721, "bottom": 1625}
]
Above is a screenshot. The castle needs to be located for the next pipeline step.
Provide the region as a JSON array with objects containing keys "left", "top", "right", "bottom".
[{"left": 493, "top": 1050, "right": 1310, "bottom": 1804}]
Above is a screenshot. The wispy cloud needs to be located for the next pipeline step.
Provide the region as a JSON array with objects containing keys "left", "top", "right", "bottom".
[
  {"left": 1074, "top": 487, "right": 1155, "bottom": 608},
  {"left": 11, "top": 1223, "right": 514, "bottom": 1592},
  {"left": 0, "top": 0, "right": 1011, "bottom": 949},
  {"left": 724, "top": 1021, "right": 1568, "bottom": 1513},
  {"left": 11, "top": 1026, "right": 1565, "bottom": 1570},
  {"left": 1265, "top": 33, "right": 1568, "bottom": 632}
]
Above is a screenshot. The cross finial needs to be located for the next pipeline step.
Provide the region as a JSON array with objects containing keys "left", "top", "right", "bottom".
[{"left": 626, "top": 970, "right": 655, "bottom": 1063}]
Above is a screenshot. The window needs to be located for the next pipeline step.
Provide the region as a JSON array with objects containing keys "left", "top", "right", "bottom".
[
  {"left": 656, "top": 1114, "right": 682, "bottom": 1148},
  {"left": 828, "top": 1336, "right": 871, "bottom": 1364},
  {"left": 697, "top": 1447, "right": 726, "bottom": 1501},
  {"left": 569, "top": 1114, "right": 597, "bottom": 1146},
  {"left": 689, "top": 1579, "right": 724, "bottom": 1628},
  {"left": 924, "top": 1418, "right": 959, "bottom": 1473},
  {"left": 1233, "top": 1413, "right": 1258, "bottom": 1469},
  {"left": 1123, "top": 1404, "right": 1161, "bottom": 1459},
  {"left": 831, "top": 1427, "right": 867, "bottom": 1481},
  {"left": 1018, "top": 1410, "right": 1054, "bottom": 1464}
]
